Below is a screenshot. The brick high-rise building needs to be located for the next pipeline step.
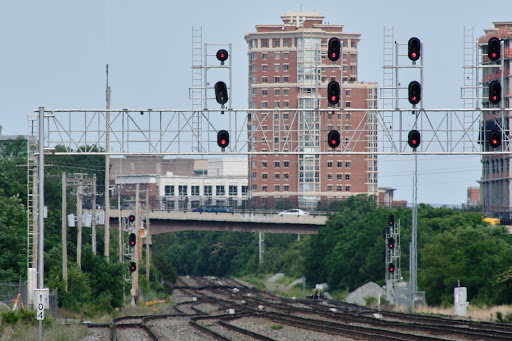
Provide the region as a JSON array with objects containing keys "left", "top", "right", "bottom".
[
  {"left": 478, "top": 22, "right": 512, "bottom": 216},
  {"left": 245, "top": 12, "right": 378, "bottom": 209}
]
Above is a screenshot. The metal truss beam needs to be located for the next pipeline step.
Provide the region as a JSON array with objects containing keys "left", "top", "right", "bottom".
[{"left": 35, "top": 108, "right": 512, "bottom": 156}]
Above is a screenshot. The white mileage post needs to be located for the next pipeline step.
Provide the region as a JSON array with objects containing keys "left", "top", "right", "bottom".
[{"left": 34, "top": 289, "right": 49, "bottom": 321}]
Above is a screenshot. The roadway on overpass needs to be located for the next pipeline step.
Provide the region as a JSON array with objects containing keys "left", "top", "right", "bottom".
[{"left": 108, "top": 210, "right": 327, "bottom": 234}]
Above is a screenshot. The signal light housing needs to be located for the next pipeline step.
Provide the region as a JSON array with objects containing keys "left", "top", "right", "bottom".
[
  {"left": 388, "top": 237, "right": 395, "bottom": 249},
  {"left": 488, "top": 37, "right": 501, "bottom": 61},
  {"left": 388, "top": 263, "right": 395, "bottom": 273},
  {"left": 489, "top": 80, "right": 501, "bottom": 105},
  {"left": 327, "top": 37, "right": 341, "bottom": 62},
  {"left": 489, "top": 130, "right": 501, "bottom": 149},
  {"left": 129, "top": 233, "right": 136, "bottom": 247},
  {"left": 408, "top": 81, "right": 421, "bottom": 105},
  {"left": 128, "top": 215, "right": 135, "bottom": 223},
  {"left": 388, "top": 215, "right": 394, "bottom": 227},
  {"left": 217, "top": 130, "right": 229, "bottom": 148},
  {"left": 130, "top": 262, "right": 136, "bottom": 272},
  {"left": 408, "top": 37, "right": 421, "bottom": 61},
  {"left": 216, "top": 49, "right": 229, "bottom": 63},
  {"left": 214, "top": 81, "right": 229, "bottom": 105},
  {"left": 327, "top": 80, "right": 340, "bottom": 105},
  {"left": 408, "top": 130, "right": 421, "bottom": 149},
  {"left": 327, "top": 130, "right": 341, "bottom": 149}
]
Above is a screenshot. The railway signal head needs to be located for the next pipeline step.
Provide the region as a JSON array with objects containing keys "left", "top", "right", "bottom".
[
  {"left": 216, "top": 49, "right": 229, "bottom": 64},
  {"left": 217, "top": 130, "right": 229, "bottom": 149},
  {"left": 489, "top": 130, "right": 501, "bottom": 149},
  {"left": 488, "top": 37, "right": 500, "bottom": 61},
  {"left": 129, "top": 233, "right": 136, "bottom": 247},
  {"left": 130, "top": 262, "right": 136, "bottom": 272},
  {"left": 214, "top": 81, "right": 229, "bottom": 105},
  {"left": 408, "top": 37, "right": 421, "bottom": 62},
  {"left": 388, "top": 214, "right": 394, "bottom": 227},
  {"left": 388, "top": 237, "right": 395, "bottom": 249},
  {"left": 389, "top": 263, "right": 395, "bottom": 273},
  {"left": 327, "top": 130, "right": 341, "bottom": 149},
  {"left": 129, "top": 215, "right": 135, "bottom": 224},
  {"left": 408, "top": 81, "right": 421, "bottom": 105},
  {"left": 328, "top": 37, "right": 341, "bottom": 62},
  {"left": 408, "top": 130, "right": 421, "bottom": 149},
  {"left": 489, "top": 80, "right": 501, "bottom": 105},
  {"left": 327, "top": 80, "right": 340, "bottom": 105}
]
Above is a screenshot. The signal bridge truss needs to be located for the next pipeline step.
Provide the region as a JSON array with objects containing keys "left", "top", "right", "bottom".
[{"left": 31, "top": 107, "right": 511, "bottom": 156}]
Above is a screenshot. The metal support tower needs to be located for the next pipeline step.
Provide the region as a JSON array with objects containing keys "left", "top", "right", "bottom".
[
  {"left": 27, "top": 116, "right": 38, "bottom": 270},
  {"left": 462, "top": 26, "right": 476, "bottom": 153},
  {"left": 191, "top": 27, "right": 204, "bottom": 153},
  {"left": 381, "top": 26, "right": 395, "bottom": 150}
]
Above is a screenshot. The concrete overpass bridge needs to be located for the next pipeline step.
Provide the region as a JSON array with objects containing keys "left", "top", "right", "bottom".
[{"left": 108, "top": 210, "right": 327, "bottom": 235}]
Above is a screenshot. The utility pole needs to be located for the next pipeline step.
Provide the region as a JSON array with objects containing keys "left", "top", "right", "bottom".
[
  {"left": 105, "top": 64, "right": 111, "bottom": 262},
  {"left": 62, "top": 172, "right": 67, "bottom": 291},
  {"left": 146, "top": 186, "right": 150, "bottom": 289},
  {"left": 77, "top": 174, "right": 83, "bottom": 268},
  {"left": 118, "top": 184, "right": 122, "bottom": 263},
  {"left": 92, "top": 174, "right": 97, "bottom": 254}
]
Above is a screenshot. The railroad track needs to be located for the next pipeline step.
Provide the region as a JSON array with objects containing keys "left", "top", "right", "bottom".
[{"left": 83, "top": 276, "right": 512, "bottom": 341}]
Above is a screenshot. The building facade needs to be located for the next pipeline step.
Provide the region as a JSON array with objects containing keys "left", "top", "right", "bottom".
[
  {"left": 245, "top": 12, "right": 378, "bottom": 209},
  {"left": 479, "top": 22, "right": 512, "bottom": 217}
]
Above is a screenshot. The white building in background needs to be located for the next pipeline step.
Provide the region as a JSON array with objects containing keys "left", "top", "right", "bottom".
[{"left": 158, "top": 158, "right": 248, "bottom": 211}]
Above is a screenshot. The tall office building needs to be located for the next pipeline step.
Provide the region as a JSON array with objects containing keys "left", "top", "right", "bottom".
[
  {"left": 479, "top": 22, "right": 512, "bottom": 216},
  {"left": 245, "top": 12, "right": 378, "bottom": 209}
]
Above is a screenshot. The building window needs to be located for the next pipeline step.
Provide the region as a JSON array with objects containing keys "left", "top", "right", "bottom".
[
  {"left": 284, "top": 173, "right": 289, "bottom": 179},
  {"left": 284, "top": 161, "right": 289, "bottom": 167},
  {"left": 262, "top": 77, "right": 268, "bottom": 83},
  {"left": 252, "top": 172, "right": 257, "bottom": 179},
  {"left": 283, "top": 40, "right": 289, "bottom": 47},
  {"left": 262, "top": 39, "right": 268, "bottom": 47},
  {"left": 284, "top": 101, "right": 289, "bottom": 108},
  {"left": 262, "top": 101, "right": 268, "bottom": 108},
  {"left": 337, "top": 161, "right": 342, "bottom": 168},
  {"left": 350, "top": 65, "right": 357, "bottom": 74},
  {"left": 345, "top": 174, "right": 351, "bottom": 180},
  {"left": 179, "top": 185, "right": 187, "bottom": 196},
  {"left": 262, "top": 185, "right": 267, "bottom": 192},
  {"left": 275, "top": 101, "right": 280, "bottom": 108},
  {"left": 284, "top": 76, "right": 289, "bottom": 83},
  {"left": 262, "top": 161, "right": 267, "bottom": 168},
  {"left": 275, "top": 173, "right": 280, "bottom": 180},
  {"left": 252, "top": 52, "right": 257, "bottom": 60},
  {"left": 262, "top": 65, "right": 267, "bottom": 72},
  {"left": 216, "top": 185, "right": 225, "bottom": 196},
  {"left": 274, "top": 40, "right": 280, "bottom": 48},
  {"left": 274, "top": 137, "right": 279, "bottom": 143},
  {"left": 345, "top": 185, "right": 351, "bottom": 192},
  {"left": 275, "top": 51, "right": 280, "bottom": 59},
  {"left": 164, "top": 185, "right": 174, "bottom": 196},
  {"left": 284, "top": 185, "right": 289, "bottom": 191},
  {"left": 204, "top": 186, "right": 212, "bottom": 196},
  {"left": 262, "top": 89, "right": 267, "bottom": 96},
  {"left": 191, "top": 186, "right": 200, "bottom": 196},
  {"left": 328, "top": 173, "right": 333, "bottom": 180},
  {"left": 275, "top": 64, "right": 280, "bottom": 72},
  {"left": 351, "top": 41, "right": 356, "bottom": 48},
  {"left": 350, "top": 77, "right": 356, "bottom": 82},
  {"left": 284, "top": 89, "right": 289, "bottom": 96},
  {"left": 262, "top": 53, "right": 267, "bottom": 60},
  {"left": 337, "top": 185, "right": 342, "bottom": 192},
  {"left": 242, "top": 186, "right": 248, "bottom": 196},
  {"left": 262, "top": 173, "right": 268, "bottom": 180},
  {"left": 229, "top": 185, "right": 238, "bottom": 196},
  {"left": 346, "top": 161, "right": 351, "bottom": 168},
  {"left": 337, "top": 173, "right": 342, "bottom": 180},
  {"left": 275, "top": 161, "right": 280, "bottom": 168},
  {"left": 343, "top": 53, "right": 347, "bottom": 60},
  {"left": 275, "top": 76, "right": 280, "bottom": 83},
  {"left": 252, "top": 184, "right": 257, "bottom": 191},
  {"left": 343, "top": 65, "right": 347, "bottom": 71},
  {"left": 345, "top": 89, "right": 351, "bottom": 97},
  {"left": 251, "top": 76, "right": 256, "bottom": 84},
  {"left": 350, "top": 53, "right": 356, "bottom": 60},
  {"left": 275, "top": 185, "right": 280, "bottom": 192},
  {"left": 327, "top": 185, "right": 333, "bottom": 192},
  {"left": 327, "top": 161, "right": 333, "bottom": 168},
  {"left": 346, "top": 102, "right": 351, "bottom": 108},
  {"left": 284, "top": 64, "right": 289, "bottom": 71},
  {"left": 284, "top": 52, "right": 289, "bottom": 59}
]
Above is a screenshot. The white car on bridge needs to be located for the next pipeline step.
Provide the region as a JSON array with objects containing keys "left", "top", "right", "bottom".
[{"left": 278, "top": 209, "right": 309, "bottom": 216}]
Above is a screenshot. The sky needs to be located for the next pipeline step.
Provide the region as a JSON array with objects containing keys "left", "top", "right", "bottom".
[{"left": 1, "top": 0, "right": 511, "bottom": 206}]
